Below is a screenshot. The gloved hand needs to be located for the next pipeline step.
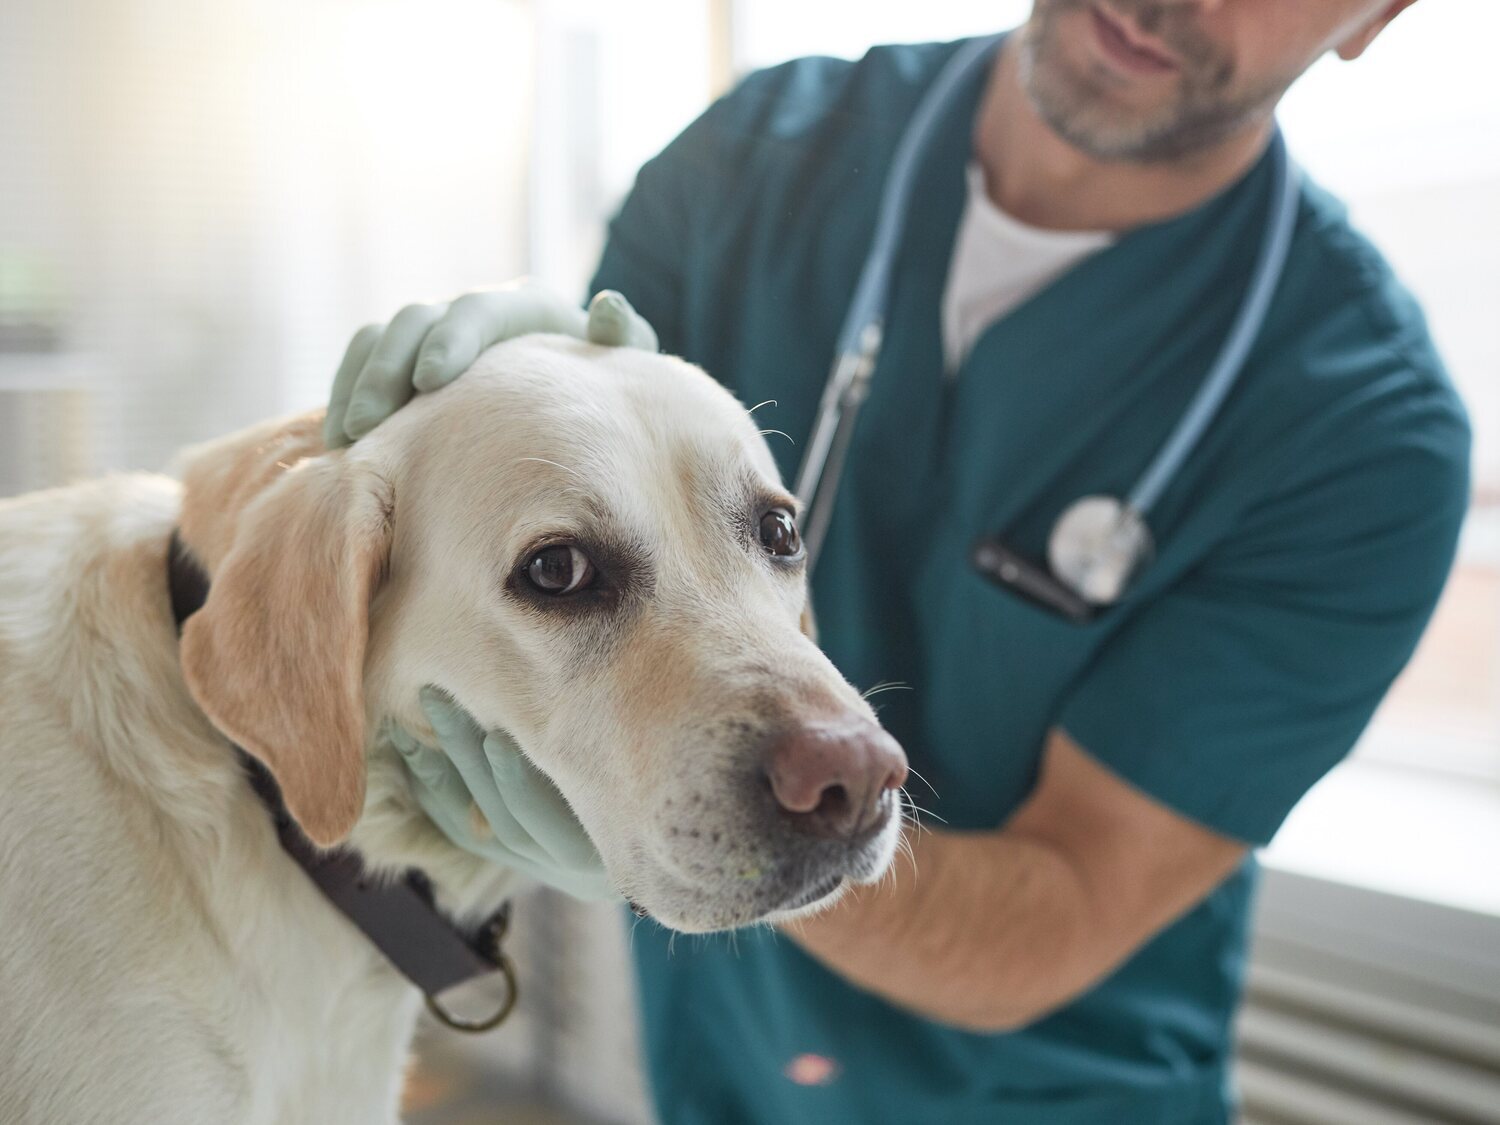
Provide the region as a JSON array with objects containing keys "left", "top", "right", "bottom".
[
  {"left": 324, "top": 283, "right": 659, "bottom": 448},
  {"left": 388, "top": 688, "right": 617, "bottom": 902}
]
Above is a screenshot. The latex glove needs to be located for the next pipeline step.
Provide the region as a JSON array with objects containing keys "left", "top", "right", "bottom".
[
  {"left": 324, "top": 284, "right": 659, "bottom": 447},
  {"left": 388, "top": 688, "right": 617, "bottom": 902}
]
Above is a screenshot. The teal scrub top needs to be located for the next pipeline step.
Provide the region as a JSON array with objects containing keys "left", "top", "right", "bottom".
[{"left": 590, "top": 36, "right": 1471, "bottom": 1125}]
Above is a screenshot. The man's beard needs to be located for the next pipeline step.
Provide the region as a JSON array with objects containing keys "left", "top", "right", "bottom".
[{"left": 1019, "top": 0, "right": 1295, "bottom": 163}]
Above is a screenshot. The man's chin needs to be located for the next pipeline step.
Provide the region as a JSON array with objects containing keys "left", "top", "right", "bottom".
[
  {"left": 1021, "top": 2, "right": 1266, "bottom": 165},
  {"left": 1023, "top": 29, "right": 1179, "bottom": 160}
]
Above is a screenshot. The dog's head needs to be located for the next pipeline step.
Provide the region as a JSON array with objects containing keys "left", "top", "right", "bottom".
[{"left": 176, "top": 334, "right": 906, "bottom": 931}]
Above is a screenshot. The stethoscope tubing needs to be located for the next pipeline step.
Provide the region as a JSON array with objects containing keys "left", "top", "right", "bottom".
[
  {"left": 796, "top": 33, "right": 1005, "bottom": 571},
  {"left": 793, "top": 32, "right": 1299, "bottom": 595},
  {"left": 1125, "top": 134, "right": 1300, "bottom": 518},
  {"left": 834, "top": 33, "right": 1005, "bottom": 359},
  {"left": 795, "top": 328, "right": 877, "bottom": 569}
]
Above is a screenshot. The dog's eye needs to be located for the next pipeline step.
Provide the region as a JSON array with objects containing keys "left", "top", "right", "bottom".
[
  {"left": 525, "top": 545, "right": 596, "bottom": 595},
  {"left": 758, "top": 509, "right": 802, "bottom": 559}
]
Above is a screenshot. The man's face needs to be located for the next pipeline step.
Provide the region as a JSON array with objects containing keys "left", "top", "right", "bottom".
[{"left": 1020, "top": 0, "right": 1406, "bottom": 162}]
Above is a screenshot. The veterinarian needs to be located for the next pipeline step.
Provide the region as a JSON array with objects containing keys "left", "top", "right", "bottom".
[{"left": 324, "top": 1, "right": 1470, "bottom": 1121}]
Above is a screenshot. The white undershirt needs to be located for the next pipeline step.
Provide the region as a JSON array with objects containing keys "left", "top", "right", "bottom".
[{"left": 940, "top": 161, "right": 1115, "bottom": 373}]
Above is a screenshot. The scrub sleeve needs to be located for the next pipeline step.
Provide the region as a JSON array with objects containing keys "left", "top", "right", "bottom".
[{"left": 1060, "top": 317, "right": 1471, "bottom": 845}]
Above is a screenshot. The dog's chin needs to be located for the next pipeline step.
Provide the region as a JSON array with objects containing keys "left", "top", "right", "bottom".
[
  {"left": 630, "top": 819, "right": 902, "bottom": 934},
  {"left": 762, "top": 874, "right": 849, "bottom": 924},
  {"left": 641, "top": 881, "right": 845, "bottom": 934}
]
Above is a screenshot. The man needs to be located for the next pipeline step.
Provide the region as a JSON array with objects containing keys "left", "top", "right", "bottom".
[{"left": 326, "top": 1, "right": 1469, "bottom": 1120}]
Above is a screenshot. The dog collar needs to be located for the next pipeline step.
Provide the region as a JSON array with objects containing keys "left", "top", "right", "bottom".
[{"left": 167, "top": 529, "right": 517, "bottom": 1032}]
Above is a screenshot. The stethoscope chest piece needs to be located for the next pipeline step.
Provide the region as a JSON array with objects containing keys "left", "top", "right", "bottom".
[{"left": 1047, "top": 495, "right": 1154, "bottom": 607}]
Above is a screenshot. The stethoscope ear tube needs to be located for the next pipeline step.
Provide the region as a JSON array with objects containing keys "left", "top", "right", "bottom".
[
  {"left": 796, "top": 326, "right": 881, "bottom": 571},
  {"left": 1124, "top": 132, "right": 1300, "bottom": 517},
  {"left": 794, "top": 34, "right": 1008, "bottom": 577}
]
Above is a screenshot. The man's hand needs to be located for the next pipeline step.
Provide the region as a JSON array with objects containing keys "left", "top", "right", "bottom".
[
  {"left": 324, "top": 284, "right": 658, "bottom": 447},
  {"left": 388, "top": 689, "right": 617, "bottom": 902},
  {"left": 782, "top": 728, "right": 1248, "bottom": 1032},
  {"left": 331, "top": 285, "right": 656, "bottom": 899}
]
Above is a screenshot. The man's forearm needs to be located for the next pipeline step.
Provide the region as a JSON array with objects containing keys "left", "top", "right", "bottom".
[
  {"left": 779, "top": 730, "right": 1249, "bottom": 1032},
  {"left": 780, "top": 825, "right": 1100, "bottom": 1032}
]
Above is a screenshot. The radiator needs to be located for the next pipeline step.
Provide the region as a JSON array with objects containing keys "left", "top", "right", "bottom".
[
  {"left": 1237, "top": 870, "right": 1500, "bottom": 1125},
  {"left": 416, "top": 871, "right": 1500, "bottom": 1125}
]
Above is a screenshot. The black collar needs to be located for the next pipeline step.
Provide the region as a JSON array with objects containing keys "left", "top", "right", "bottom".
[{"left": 167, "top": 530, "right": 516, "bottom": 1032}]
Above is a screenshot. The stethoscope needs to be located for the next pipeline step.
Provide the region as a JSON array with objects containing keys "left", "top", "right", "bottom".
[{"left": 792, "top": 33, "right": 1301, "bottom": 624}]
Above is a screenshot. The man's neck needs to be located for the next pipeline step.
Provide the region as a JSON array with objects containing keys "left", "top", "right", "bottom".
[{"left": 974, "top": 34, "right": 1272, "bottom": 233}]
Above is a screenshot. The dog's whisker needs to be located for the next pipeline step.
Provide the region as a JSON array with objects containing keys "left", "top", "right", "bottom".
[
  {"left": 860, "top": 680, "right": 912, "bottom": 700},
  {"left": 895, "top": 851, "right": 913, "bottom": 880},
  {"left": 897, "top": 787, "right": 921, "bottom": 826},
  {"left": 903, "top": 803, "right": 947, "bottom": 825},
  {"left": 747, "top": 398, "right": 778, "bottom": 416},
  {"left": 895, "top": 827, "right": 919, "bottom": 862},
  {"left": 902, "top": 763, "right": 939, "bottom": 798},
  {"left": 898, "top": 789, "right": 945, "bottom": 837},
  {"left": 758, "top": 428, "right": 794, "bottom": 445},
  {"left": 514, "top": 455, "right": 586, "bottom": 483},
  {"left": 627, "top": 913, "right": 648, "bottom": 951}
]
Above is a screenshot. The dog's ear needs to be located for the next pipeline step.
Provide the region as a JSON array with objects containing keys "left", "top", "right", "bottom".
[{"left": 180, "top": 454, "right": 393, "bottom": 847}]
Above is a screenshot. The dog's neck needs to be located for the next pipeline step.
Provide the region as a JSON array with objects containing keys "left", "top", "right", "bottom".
[{"left": 166, "top": 528, "right": 520, "bottom": 1021}]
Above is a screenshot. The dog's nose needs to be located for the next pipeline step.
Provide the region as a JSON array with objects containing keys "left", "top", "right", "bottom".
[{"left": 765, "top": 722, "right": 908, "bottom": 840}]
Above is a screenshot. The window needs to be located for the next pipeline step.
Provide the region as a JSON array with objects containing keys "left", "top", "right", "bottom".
[{"left": 1279, "top": 8, "right": 1500, "bottom": 783}]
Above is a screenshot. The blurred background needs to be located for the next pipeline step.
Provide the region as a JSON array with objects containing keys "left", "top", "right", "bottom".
[{"left": 2, "top": 1, "right": 1495, "bottom": 1122}]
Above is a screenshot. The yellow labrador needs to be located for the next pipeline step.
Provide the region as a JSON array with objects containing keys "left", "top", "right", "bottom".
[{"left": 0, "top": 336, "right": 906, "bottom": 1125}]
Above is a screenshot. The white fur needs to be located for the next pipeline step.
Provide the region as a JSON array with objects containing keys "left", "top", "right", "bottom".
[
  {"left": 0, "top": 476, "right": 424, "bottom": 1123},
  {"left": 0, "top": 337, "right": 900, "bottom": 1122}
]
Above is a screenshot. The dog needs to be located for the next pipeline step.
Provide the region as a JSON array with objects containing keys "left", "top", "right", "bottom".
[{"left": 0, "top": 333, "right": 907, "bottom": 1124}]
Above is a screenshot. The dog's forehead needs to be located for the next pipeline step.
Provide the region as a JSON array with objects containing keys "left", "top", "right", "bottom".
[
  {"left": 414, "top": 335, "right": 782, "bottom": 531},
  {"left": 456, "top": 339, "right": 774, "bottom": 471}
]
